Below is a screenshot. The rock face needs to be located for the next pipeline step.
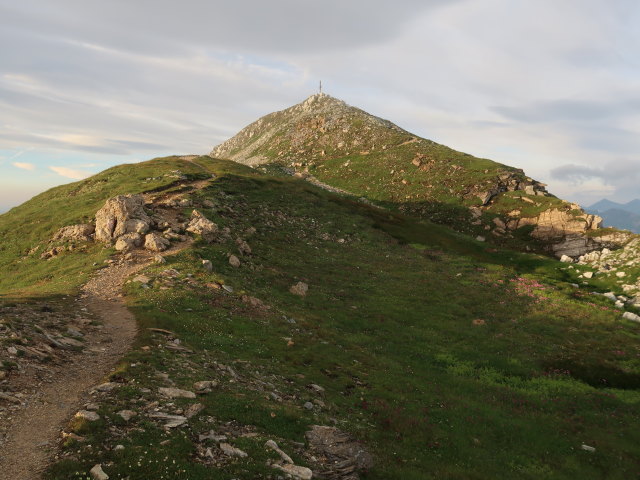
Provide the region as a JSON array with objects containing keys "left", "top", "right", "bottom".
[
  {"left": 519, "top": 209, "right": 602, "bottom": 242},
  {"left": 52, "top": 224, "right": 95, "bottom": 242},
  {"left": 95, "top": 195, "right": 151, "bottom": 243},
  {"left": 502, "top": 208, "right": 603, "bottom": 258}
]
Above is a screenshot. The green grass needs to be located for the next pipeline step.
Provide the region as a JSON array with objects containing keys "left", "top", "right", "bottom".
[
  {"left": 37, "top": 157, "right": 640, "bottom": 479},
  {"left": 0, "top": 156, "right": 220, "bottom": 296},
  {"left": 210, "top": 94, "right": 573, "bottom": 252}
]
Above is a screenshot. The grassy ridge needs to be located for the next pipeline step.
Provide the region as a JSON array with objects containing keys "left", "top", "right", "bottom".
[
  {"left": 0, "top": 157, "right": 213, "bottom": 296},
  {"left": 213, "top": 95, "right": 570, "bottom": 249},
  {"left": 42, "top": 158, "right": 640, "bottom": 479}
]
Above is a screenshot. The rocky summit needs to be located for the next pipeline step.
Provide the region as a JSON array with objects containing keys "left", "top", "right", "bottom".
[
  {"left": 211, "top": 94, "right": 610, "bottom": 259},
  {"left": 0, "top": 98, "right": 639, "bottom": 480}
]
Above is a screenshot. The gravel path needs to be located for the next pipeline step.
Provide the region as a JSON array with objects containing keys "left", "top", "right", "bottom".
[
  {"left": 0, "top": 257, "right": 146, "bottom": 479},
  {"left": 0, "top": 160, "right": 210, "bottom": 479}
]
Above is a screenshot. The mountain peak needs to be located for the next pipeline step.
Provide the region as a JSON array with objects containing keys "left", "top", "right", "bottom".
[{"left": 210, "top": 93, "right": 407, "bottom": 165}]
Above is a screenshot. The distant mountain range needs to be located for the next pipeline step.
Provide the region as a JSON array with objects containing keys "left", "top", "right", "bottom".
[{"left": 587, "top": 199, "right": 640, "bottom": 233}]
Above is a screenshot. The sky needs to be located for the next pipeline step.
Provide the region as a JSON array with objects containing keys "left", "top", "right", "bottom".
[{"left": 1, "top": 0, "right": 639, "bottom": 213}]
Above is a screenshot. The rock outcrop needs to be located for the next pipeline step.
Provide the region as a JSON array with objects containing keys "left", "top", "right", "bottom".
[
  {"left": 52, "top": 224, "right": 95, "bottom": 242},
  {"left": 497, "top": 207, "right": 603, "bottom": 258},
  {"left": 305, "top": 425, "right": 373, "bottom": 480},
  {"left": 519, "top": 208, "right": 602, "bottom": 242},
  {"left": 576, "top": 236, "right": 640, "bottom": 297},
  {"left": 95, "top": 195, "right": 151, "bottom": 243},
  {"left": 144, "top": 233, "right": 170, "bottom": 252},
  {"left": 114, "top": 233, "right": 143, "bottom": 252},
  {"left": 186, "top": 210, "right": 218, "bottom": 243},
  {"left": 473, "top": 171, "right": 548, "bottom": 206}
]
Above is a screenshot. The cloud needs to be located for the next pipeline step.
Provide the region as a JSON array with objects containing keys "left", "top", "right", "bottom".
[
  {"left": 549, "top": 159, "right": 640, "bottom": 205},
  {"left": 1, "top": 0, "right": 640, "bottom": 209},
  {"left": 0, "top": 1, "right": 457, "bottom": 56},
  {"left": 551, "top": 160, "right": 640, "bottom": 184},
  {"left": 49, "top": 166, "right": 90, "bottom": 180},
  {"left": 12, "top": 161, "right": 35, "bottom": 170},
  {"left": 492, "top": 99, "right": 640, "bottom": 124}
]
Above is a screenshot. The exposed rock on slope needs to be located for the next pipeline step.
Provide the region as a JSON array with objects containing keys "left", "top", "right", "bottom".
[
  {"left": 576, "top": 236, "right": 640, "bottom": 298},
  {"left": 515, "top": 208, "right": 604, "bottom": 257},
  {"left": 43, "top": 171, "right": 220, "bottom": 259},
  {"left": 52, "top": 224, "right": 95, "bottom": 242},
  {"left": 210, "top": 94, "right": 605, "bottom": 257},
  {"left": 95, "top": 194, "right": 151, "bottom": 242}
]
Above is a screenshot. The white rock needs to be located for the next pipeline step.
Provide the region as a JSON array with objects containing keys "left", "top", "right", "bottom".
[
  {"left": 148, "top": 412, "right": 188, "bottom": 428},
  {"left": 193, "top": 380, "right": 218, "bottom": 392},
  {"left": 117, "top": 410, "right": 137, "bottom": 421},
  {"left": 622, "top": 311, "right": 640, "bottom": 323},
  {"left": 560, "top": 254, "right": 573, "bottom": 263},
  {"left": 272, "top": 464, "right": 313, "bottom": 480},
  {"left": 616, "top": 272, "right": 626, "bottom": 278},
  {"left": 76, "top": 410, "right": 100, "bottom": 422},
  {"left": 581, "top": 444, "right": 596, "bottom": 453},
  {"left": 290, "top": 282, "right": 309, "bottom": 296},
  {"left": 125, "top": 219, "right": 149, "bottom": 235},
  {"left": 583, "top": 271, "right": 593, "bottom": 279},
  {"left": 265, "top": 439, "right": 294, "bottom": 464},
  {"left": 475, "top": 236, "right": 486, "bottom": 242},
  {"left": 52, "top": 224, "right": 95, "bottom": 242},
  {"left": 114, "top": 233, "right": 142, "bottom": 251},
  {"left": 144, "top": 232, "right": 170, "bottom": 252},
  {"left": 94, "top": 382, "right": 118, "bottom": 392},
  {"left": 309, "top": 383, "right": 325, "bottom": 394},
  {"left": 158, "top": 387, "right": 196, "bottom": 399},
  {"left": 90, "top": 464, "right": 109, "bottom": 480},
  {"left": 220, "top": 442, "right": 248, "bottom": 458},
  {"left": 229, "top": 254, "right": 241, "bottom": 268},
  {"left": 186, "top": 211, "right": 218, "bottom": 243},
  {"left": 95, "top": 194, "right": 150, "bottom": 243}
]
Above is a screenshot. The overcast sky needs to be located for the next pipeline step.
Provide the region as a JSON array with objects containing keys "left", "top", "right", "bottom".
[{"left": 1, "top": 0, "right": 639, "bottom": 212}]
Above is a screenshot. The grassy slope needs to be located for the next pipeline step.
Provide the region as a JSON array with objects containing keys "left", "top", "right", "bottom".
[
  {"left": 223, "top": 97, "right": 571, "bottom": 249},
  {"left": 0, "top": 157, "right": 213, "bottom": 297},
  {"left": 37, "top": 158, "right": 640, "bottom": 479}
]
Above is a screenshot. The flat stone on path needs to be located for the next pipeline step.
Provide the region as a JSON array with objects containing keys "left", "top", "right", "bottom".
[{"left": 158, "top": 387, "right": 196, "bottom": 399}]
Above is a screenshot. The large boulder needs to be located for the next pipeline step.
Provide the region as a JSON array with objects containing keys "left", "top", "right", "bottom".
[
  {"left": 114, "top": 233, "right": 143, "bottom": 252},
  {"left": 144, "top": 233, "right": 170, "bottom": 252},
  {"left": 186, "top": 210, "right": 218, "bottom": 243},
  {"left": 52, "top": 224, "right": 95, "bottom": 242},
  {"left": 95, "top": 195, "right": 151, "bottom": 243}
]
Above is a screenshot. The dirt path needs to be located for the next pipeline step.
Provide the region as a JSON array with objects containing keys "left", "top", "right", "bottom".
[
  {"left": 0, "top": 256, "right": 148, "bottom": 479},
  {"left": 0, "top": 160, "right": 210, "bottom": 479}
]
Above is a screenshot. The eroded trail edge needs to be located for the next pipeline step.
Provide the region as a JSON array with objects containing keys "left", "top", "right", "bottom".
[{"left": 0, "top": 258, "right": 146, "bottom": 480}]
